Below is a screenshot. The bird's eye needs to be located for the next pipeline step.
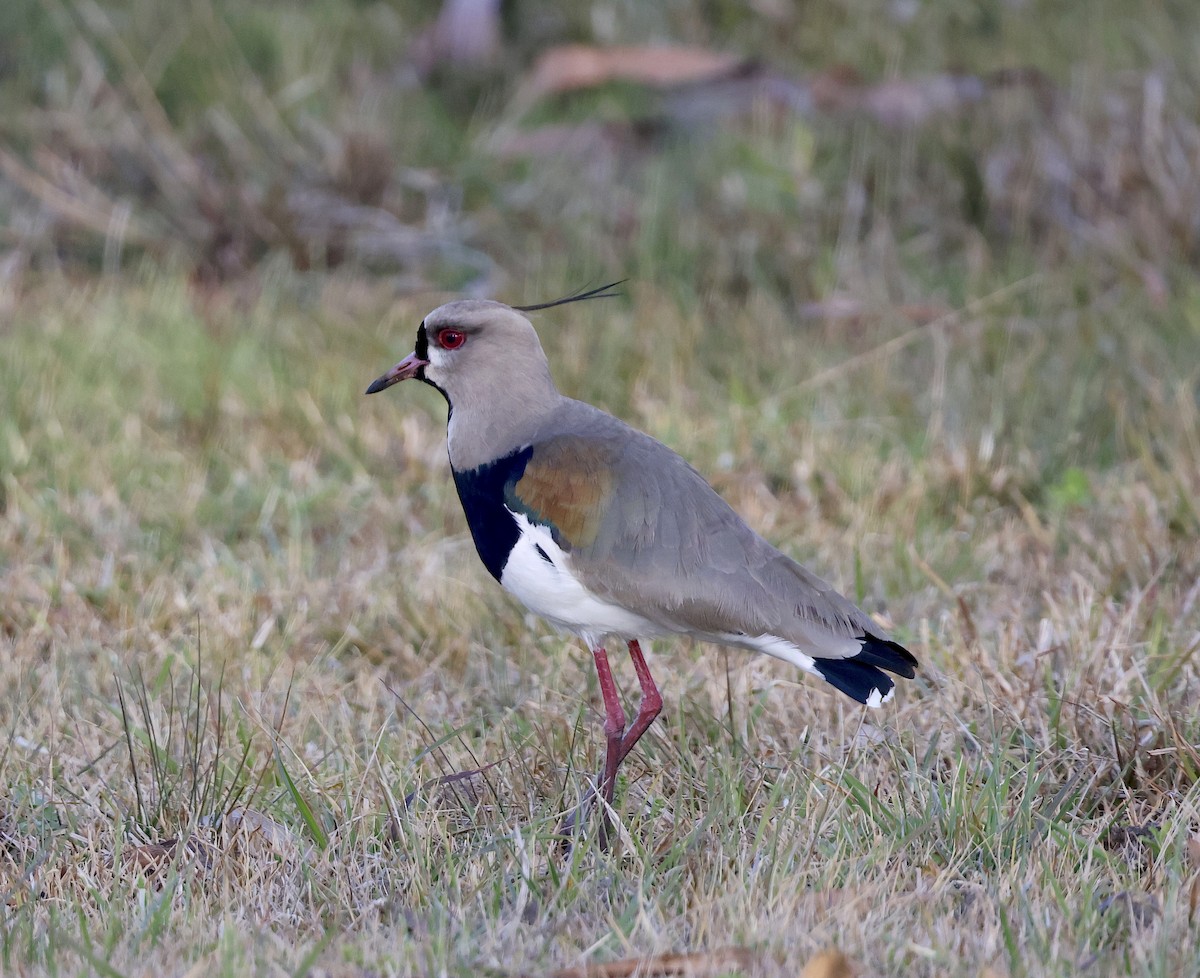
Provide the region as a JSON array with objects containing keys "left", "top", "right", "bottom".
[{"left": 437, "top": 329, "right": 466, "bottom": 350}]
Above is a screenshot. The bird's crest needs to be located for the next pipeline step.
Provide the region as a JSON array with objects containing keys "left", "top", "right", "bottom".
[{"left": 514, "top": 280, "right": 626, "bottom": 313}]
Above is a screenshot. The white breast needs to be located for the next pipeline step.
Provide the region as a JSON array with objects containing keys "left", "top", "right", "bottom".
[{"left": 498, "top": 510, "right": 663, "bottom": 648}]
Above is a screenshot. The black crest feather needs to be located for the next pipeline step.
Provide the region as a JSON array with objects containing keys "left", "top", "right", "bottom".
[{"left": 514, "top": 280, "right": 626, "bottom": 313}]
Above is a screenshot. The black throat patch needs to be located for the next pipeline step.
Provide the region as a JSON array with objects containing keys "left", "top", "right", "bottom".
[
  {"left": 414, "top": 321, "right": 450, "bottom": 402},
  {"left": 451, "top": 446, "right": 536, "bottom": 581}
]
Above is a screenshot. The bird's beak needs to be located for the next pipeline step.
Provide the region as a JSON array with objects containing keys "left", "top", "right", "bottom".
[{"left": 365, "top": 352, "right": 429, "bottom": 394}]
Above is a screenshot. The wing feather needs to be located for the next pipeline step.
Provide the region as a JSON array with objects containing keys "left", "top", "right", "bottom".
[{"left": 504, "top": 411, "right": 882, "bottom": 659}]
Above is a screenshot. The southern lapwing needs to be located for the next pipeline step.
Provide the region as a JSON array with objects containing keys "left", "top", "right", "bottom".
[{"left": 366, "top": 284, "right": 917, "bottom": 845}]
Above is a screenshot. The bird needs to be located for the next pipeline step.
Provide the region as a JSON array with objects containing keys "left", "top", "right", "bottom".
[{"left": 366, "top": 283, "right": 917, "bottom": 845}]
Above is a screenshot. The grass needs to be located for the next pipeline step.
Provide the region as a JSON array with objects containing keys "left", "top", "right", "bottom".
[
  {"left": 2, "top": 266, "right": 1197, "bottom": 976},
  {"left": 2, "top": 1, "right": 1200, "bottom": 976}
]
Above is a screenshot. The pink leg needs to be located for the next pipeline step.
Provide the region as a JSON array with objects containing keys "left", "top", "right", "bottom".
[
  {"left": 559, "top": 642, "right": 660, "bottom": 851},
  {"left": 617, "top": 640, "right": 663, "bottom": 765},
  {"left": 591, "top": 646, "right": 627, "bottom": 813}
]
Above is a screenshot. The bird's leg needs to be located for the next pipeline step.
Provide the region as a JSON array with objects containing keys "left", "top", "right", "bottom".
[
  {"left": 556, "top": 645, "right": 627, "bottom": 849},
  {"left": 590, "top": 646, "right": 627, "bottom": 848},
  {"left": 617, "top": 640, "right": 663, "bottom": 765},
  {"left": 558, "top": 644, "right": 645, "bottom": 851}
]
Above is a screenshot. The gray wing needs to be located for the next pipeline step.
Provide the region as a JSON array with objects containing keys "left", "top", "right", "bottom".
[{"left": 519, "top": 404, "right": 880, "bottom": 657}]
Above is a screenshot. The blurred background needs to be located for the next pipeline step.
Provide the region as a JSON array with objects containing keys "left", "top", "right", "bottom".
[
  {"left": 3, "top": 0, "right": 1197, "bottom": 305},
  {"left": 4, "top": 0, "right": 1199, "bottom": 573}
]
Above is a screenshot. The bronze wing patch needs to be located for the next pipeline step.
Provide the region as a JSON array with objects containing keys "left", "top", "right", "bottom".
[{"left": 506, "top": 436, "right": 617, "bottom": 551}]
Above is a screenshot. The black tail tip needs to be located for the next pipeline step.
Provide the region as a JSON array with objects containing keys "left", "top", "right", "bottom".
[
  {"left": 859, "top": 632, "right": 918, "bottom": 679},
  {"left": 813, "top": 658, "right": 896, "bottom": 707},
  {"left": 813, "top": 633, "right": 917, "bottom": 708}
]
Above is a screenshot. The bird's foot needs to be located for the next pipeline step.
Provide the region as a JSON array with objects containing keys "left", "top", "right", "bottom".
[{"left": 555, "top": 777, "right": 617, "bottom": 854}]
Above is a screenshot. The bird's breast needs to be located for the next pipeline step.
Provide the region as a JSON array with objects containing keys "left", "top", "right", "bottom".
[
  {"left": 452, "top": 445, "right": 663, "bottom": 644},
  {"left": 498, "top": 510, "right": 664, "bottom": 645}
]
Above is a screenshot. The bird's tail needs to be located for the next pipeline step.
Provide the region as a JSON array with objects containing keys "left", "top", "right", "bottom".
[{"left": 812, "top": 633, "right": 918, "bottom": 709}]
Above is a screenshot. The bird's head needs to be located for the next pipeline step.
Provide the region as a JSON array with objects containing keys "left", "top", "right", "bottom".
[
  {"left": 365, "top": 283, "right": 624, "bottom": 407},
  {"left": 365, "top": 299, "right": 553, "bottom": 404}
]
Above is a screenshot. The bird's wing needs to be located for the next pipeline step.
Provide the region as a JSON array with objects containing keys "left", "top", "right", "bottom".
[{"left": 506, "top": 424, "right": 880, "bottom": 655}]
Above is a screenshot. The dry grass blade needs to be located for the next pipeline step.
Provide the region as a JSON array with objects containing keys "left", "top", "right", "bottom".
[{"left": 401, "top": 760, "right": 505, "bottom": 810}]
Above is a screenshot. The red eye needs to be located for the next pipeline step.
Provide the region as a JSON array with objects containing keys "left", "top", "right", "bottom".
[{"left": 437, "top": 329, "right": 466, "bottom": 350}]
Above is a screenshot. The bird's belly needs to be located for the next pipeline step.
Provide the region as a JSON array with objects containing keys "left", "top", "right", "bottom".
[{"left": 499, "top": 510, "right": 662, "bottom": 645}]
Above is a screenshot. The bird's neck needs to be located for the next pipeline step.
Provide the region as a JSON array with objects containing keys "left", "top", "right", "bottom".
[{"left": 445, "top": 376, "right": 563, "bottom": 471}]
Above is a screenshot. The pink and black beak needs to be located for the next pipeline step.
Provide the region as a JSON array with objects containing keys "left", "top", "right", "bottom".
[{"left": 365, "top": 352, "right": 429, "bottom": 394}]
